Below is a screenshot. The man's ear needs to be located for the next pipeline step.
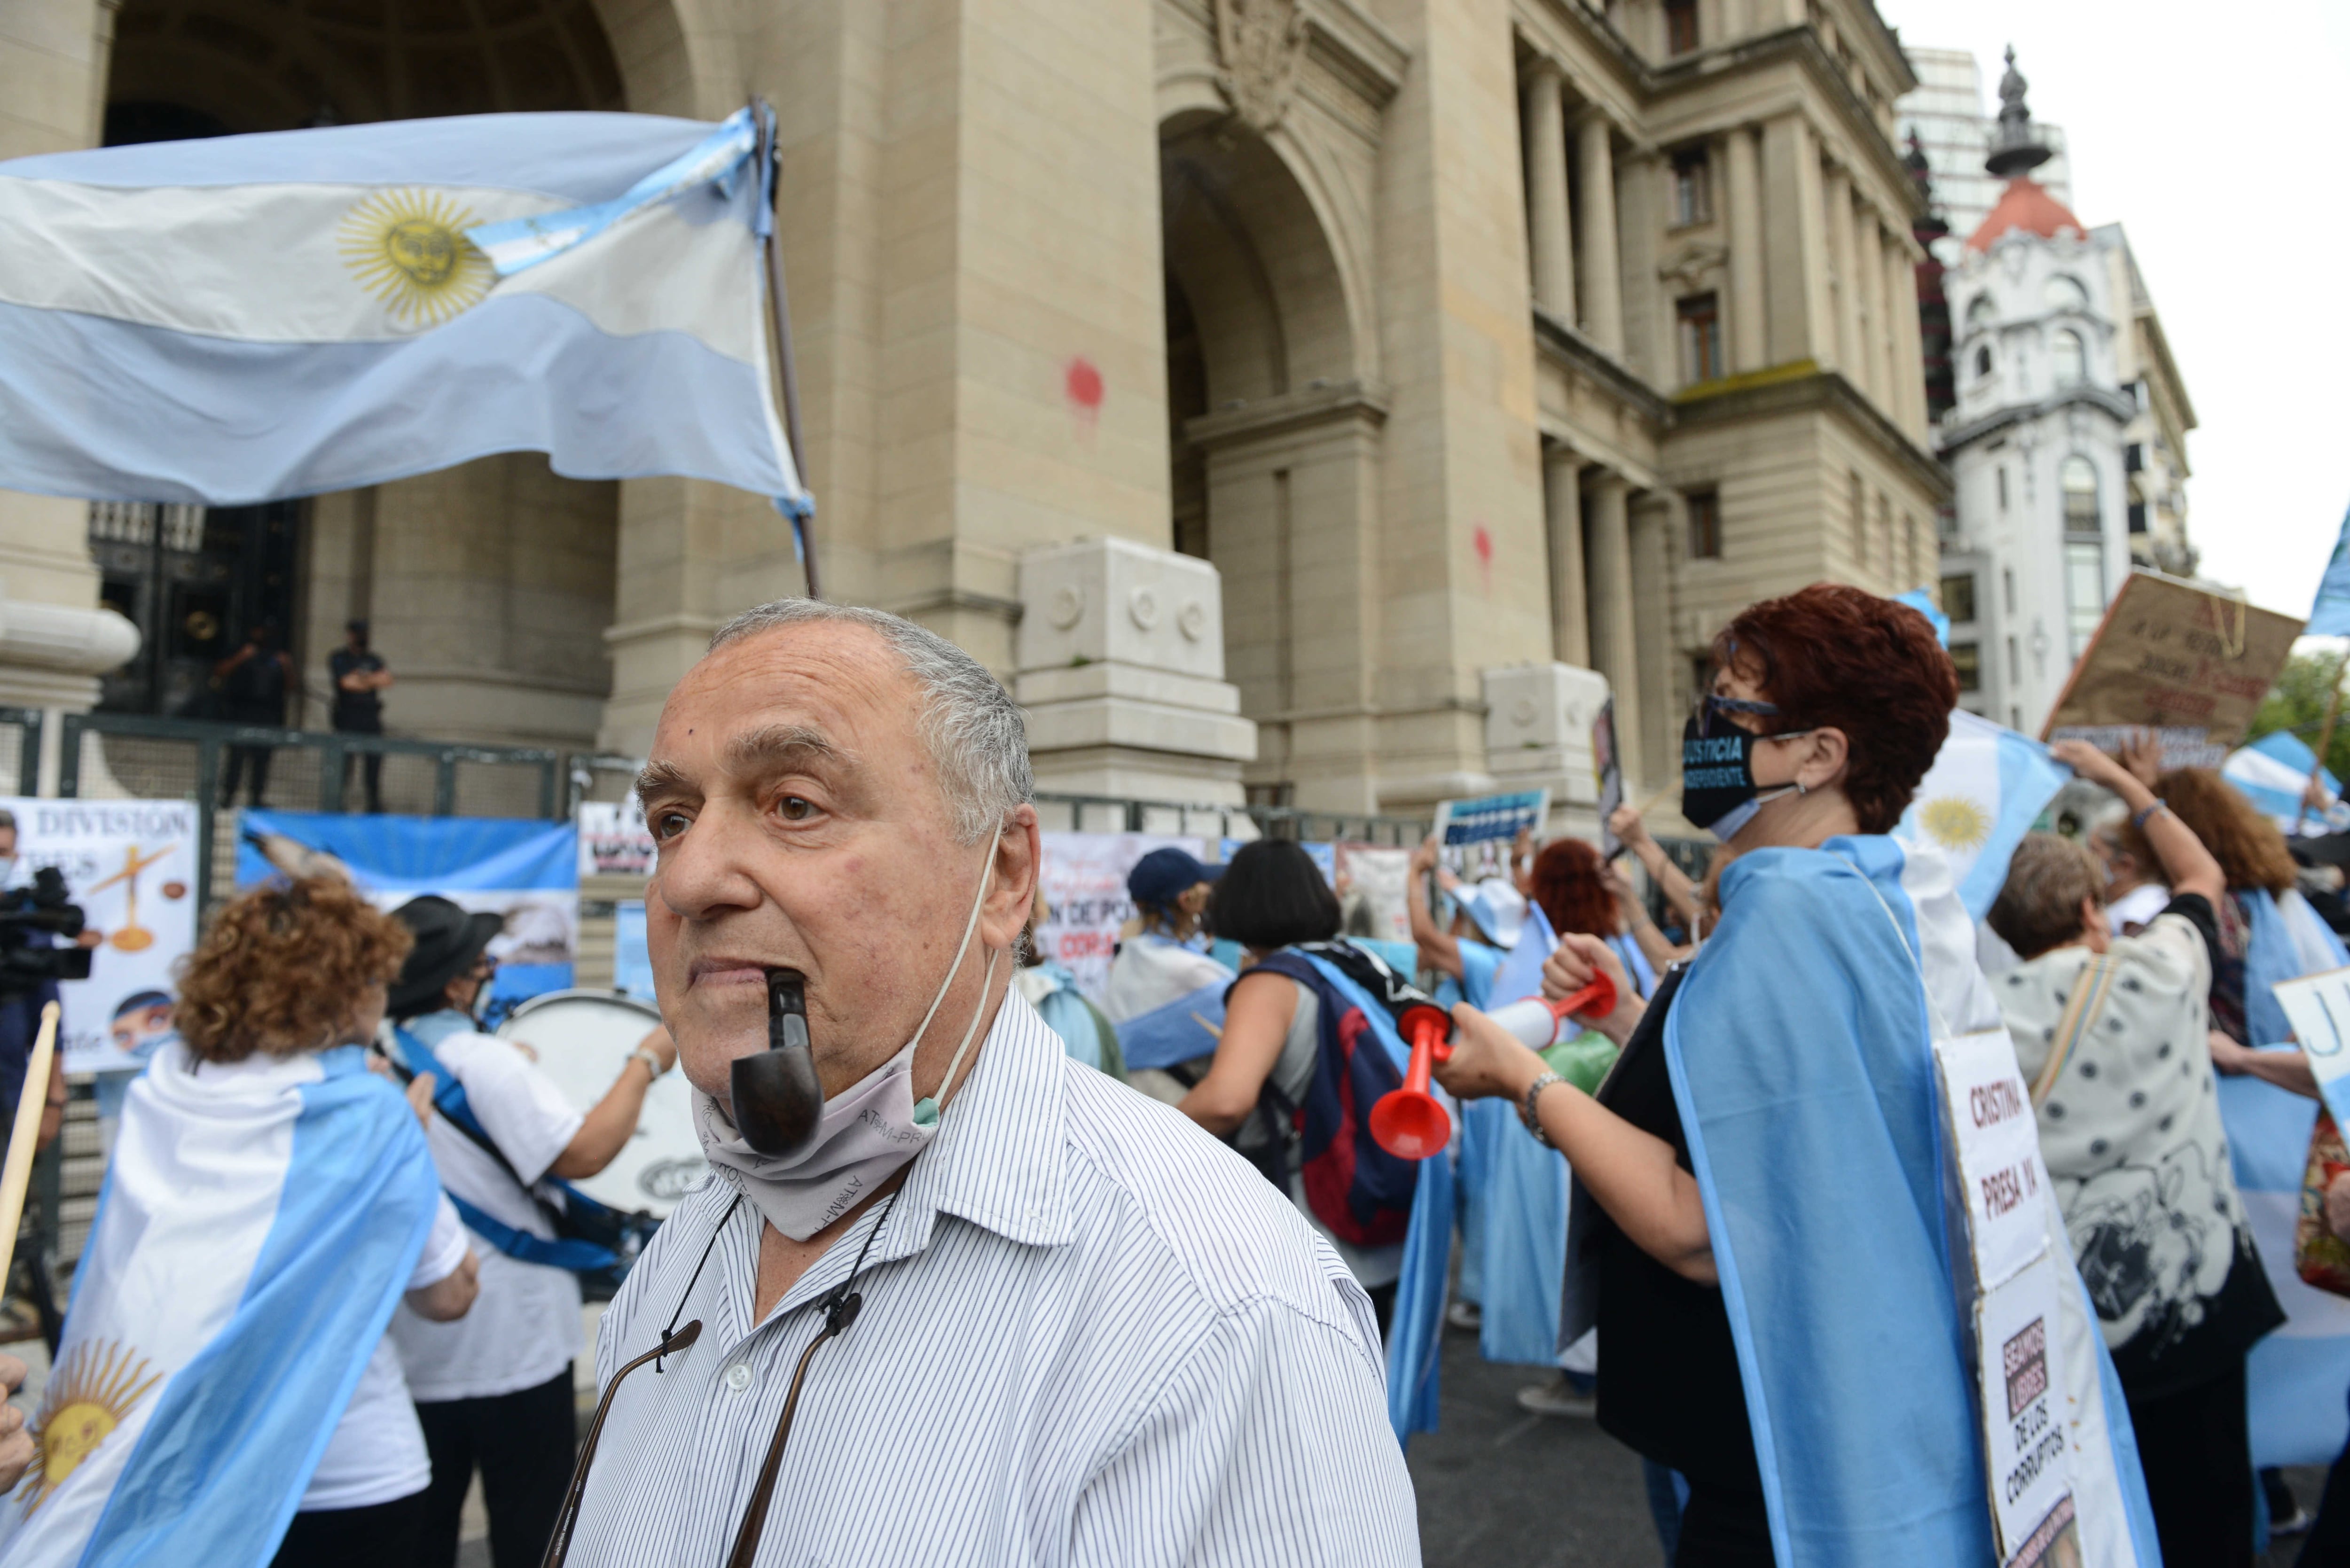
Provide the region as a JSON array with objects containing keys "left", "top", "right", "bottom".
[{"left": 981, "top": 805, "right": 1042, "bottom": 950}]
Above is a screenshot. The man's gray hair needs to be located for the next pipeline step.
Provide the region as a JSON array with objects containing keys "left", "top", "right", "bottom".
[{"left": 708, "top": 599, "right": 1032, "bottom": 843}]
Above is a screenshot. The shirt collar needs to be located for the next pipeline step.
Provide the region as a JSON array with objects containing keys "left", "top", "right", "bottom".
[{"left": 892, "top": 987, "right": 1073, "bottom": 1255}]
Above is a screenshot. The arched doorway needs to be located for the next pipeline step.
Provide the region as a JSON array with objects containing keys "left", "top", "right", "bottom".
[
  {"left": 1160, "top": 110, "right": 1382, "bottom": 810},
  {"left": 88, "top": 0, "right": 674, "bottom": 746}
]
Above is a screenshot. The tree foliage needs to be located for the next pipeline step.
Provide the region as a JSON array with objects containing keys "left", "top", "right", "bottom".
[{"left": 2249, "top": 650, "right": 2350, "bottom": 780}]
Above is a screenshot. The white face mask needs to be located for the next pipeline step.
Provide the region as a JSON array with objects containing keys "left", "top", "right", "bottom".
[{"left": 694, "top": 839, "right": 1001, "bottom": 1242}]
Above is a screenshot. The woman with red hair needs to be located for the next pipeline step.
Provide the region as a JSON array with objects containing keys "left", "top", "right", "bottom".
[{"left": 1436, "top": 585, "right": 2156, "bottom": 1567}]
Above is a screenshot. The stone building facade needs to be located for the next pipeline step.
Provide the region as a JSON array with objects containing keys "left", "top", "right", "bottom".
[{"left": 0, "top": 0, "right": 1946, "bottom": 819}]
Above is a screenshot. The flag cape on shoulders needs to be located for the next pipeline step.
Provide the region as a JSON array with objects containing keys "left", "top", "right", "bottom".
[
  {"left": 1662, "top": 835, "right": 2154, "bottom": 1568},
  {"left": 0, "top": 1040, "right": 440, "bottom": 1568},
  {"left": 0, "top": 109, "right": 803, "bottom": 512}
]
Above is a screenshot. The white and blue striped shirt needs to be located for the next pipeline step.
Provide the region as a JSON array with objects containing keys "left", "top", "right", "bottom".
[{"left": 567, "top": 992, "right": 1419, "bottom": 1566}]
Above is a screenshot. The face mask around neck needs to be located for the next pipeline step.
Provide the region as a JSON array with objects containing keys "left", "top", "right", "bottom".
[{"left": 694, "top": 837, "right": 1003, "bottom": 1241}]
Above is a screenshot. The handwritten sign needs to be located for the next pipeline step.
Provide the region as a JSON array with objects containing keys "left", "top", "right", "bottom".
[
  {"left": 1978, "top": 1250, "right": 2077, "bottom": 1566},
  {"left": 1936, "top": 1027, "right": 2060, "bottom": 1288},
  {"left": 2271, "top": 965, "right": 2350, "bottom": 1131},
  {"left": 2042, "top": 570, "right": 2301, "bottom": 757}
]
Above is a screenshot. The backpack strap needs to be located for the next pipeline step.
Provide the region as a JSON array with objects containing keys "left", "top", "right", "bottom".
[{"left": 2030, "top": 953, "right": 2120, "bottom": 1110}]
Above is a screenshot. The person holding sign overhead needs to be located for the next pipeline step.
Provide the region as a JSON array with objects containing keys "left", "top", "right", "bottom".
[
  {"left": 1986, "top": 741, "right": 2281, "bottom": 1568},
  {"left": 1433, "top": 585, "right": 2156, "bottom": 1568}
]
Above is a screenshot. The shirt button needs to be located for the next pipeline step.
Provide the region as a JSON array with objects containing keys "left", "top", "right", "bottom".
[{"left": 723, "top": 1363, "right": 752, "bottom": 1393}]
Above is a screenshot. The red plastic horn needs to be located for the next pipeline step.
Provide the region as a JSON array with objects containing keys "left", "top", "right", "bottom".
[
  {"left": 1543, "top": 970, "right": 1617, "bottom": 1028},
  {"left": 1370, "top": 1001, "right": 1456, "bottom": 1161}
]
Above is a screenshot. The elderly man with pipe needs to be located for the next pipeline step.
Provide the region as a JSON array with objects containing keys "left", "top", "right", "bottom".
[{"left": 549, "top": 600, "right": 1414, "bottom": 1568}]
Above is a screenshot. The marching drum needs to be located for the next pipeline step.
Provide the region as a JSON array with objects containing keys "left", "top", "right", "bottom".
[{"left": 497, "top": 989, "right": 708, "bottom": 1217}]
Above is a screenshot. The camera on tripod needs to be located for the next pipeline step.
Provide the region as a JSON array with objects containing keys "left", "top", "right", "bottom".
[{"left": 0, "top": 866, "right": 92, "bottom": 992}]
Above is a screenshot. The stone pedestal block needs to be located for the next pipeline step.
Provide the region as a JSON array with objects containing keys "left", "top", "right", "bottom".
[
  {"left": 1015, "top": 538, "right": 1255, "bottom": 805},
  {"left": 1483, "top": 661, "right": 1613, "bottom": 837}
]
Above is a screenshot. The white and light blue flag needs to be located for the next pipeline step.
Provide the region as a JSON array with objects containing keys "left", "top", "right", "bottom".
[
  {"left": 2309, "top": 503, "right": 2350, "bottom": 638},
  {"left": 0, "top": 109, "right": 804, "bottom": 512},
  {"left": 2225, "top": 729, "right": 2350, "bottom": 836},
  {"left": 0, "top": 1039, "right": 440, "bottom": 1565},
  {"left": 1896, "top": 708, "right": 2070, "bottom": 918}
]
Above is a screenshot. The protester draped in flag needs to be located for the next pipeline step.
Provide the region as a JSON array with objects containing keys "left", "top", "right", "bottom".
[
  {"left": 1986, "top": 742, "right": 2283, "bottom": 1568},
  {"left": 0, "top": 878, "right": 480, "bottom": 1568},
  {"left": 1435, "top": 585, "right": 2157, "bottom": 1568}
]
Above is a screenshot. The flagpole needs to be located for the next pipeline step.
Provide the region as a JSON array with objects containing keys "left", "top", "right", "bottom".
[
  {"left": 0, "top": 1004, "right": 59, "bottom": 1293},
  {"left": 2303, "top": 646, "right": 2350, "bottom": 832},
  {"left": 754, "top": 98, "right": 818, "bottom": 601}
]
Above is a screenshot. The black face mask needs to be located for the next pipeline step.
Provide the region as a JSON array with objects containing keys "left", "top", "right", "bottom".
[{"left": 1680, "top": 718, "right": 1812, "bottom": 836}]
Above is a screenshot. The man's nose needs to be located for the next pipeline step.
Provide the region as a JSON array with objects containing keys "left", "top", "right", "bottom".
[{"left": 652, "top": 802, "right": 767, "bottom": 921}]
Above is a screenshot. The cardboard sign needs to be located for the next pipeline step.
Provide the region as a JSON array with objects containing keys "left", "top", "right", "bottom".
[
  {"left": 1977, "top": 1250, "right": 2077, "bottom": 1565},
  {"left": 2270, "top": 965, "right": 2350, "bottom": 1130},
  {"left": 2042, "top": 571, "right": 2302, "bottom": 757},
  {"left": 1936, "top": 1028, "right": 2060, "bottom": 1290}
]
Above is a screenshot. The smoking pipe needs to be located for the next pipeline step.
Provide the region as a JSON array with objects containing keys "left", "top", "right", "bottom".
[{"left": 731, "top": 970, "right": 826, "bottom": 1157}]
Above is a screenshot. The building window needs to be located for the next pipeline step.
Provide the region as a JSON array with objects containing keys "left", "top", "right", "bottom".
[
  {"left": 2044, "top": 274, "right": 2088, "bottom": 312},
  {"left": 2002, "top": 567, "right": 2016, "bottom": 615},
  {"left": 1942, "top": 572, "right": 1976, "bottom": 624},
  {"left": 1686, "top": 490, "right": 1722, "bottom": 559},
  {"left": 1951, "top": 642, "right": 1982, "bottom": 693},
  {"left": 1966, "top": 295, "right": 1998, "bottom": 333},
  {"left": 2051, "top": 329, "right": 2085, "bottom": 388},
  {"left": 1665, "top": 0, "right": 1699, "bottom": 53},
  {"left": 2125, "top": 443, "right": 2143, "bottom": 473},
  {"left": 2006, "top": 636, "right": 2020, "bottom": 684},
  {"left": 1996, "top": 466, "right": 2008, "bottom": 512},
  {"left": 1678, "top": 293, "right": 1723, "bottom": 383},
  {"left": 2062, "top": 454, "right": 2100, "bottom": 532},
  {"left": 1671, "top": 148, "right": 1712, "bottom": 226},
  {"left": 1974, "top": 345, "right": 1994, "bottom": 379},
  {"left": 2128, "top": 500, "right": 2148, "bottom": 534},
  {"left": 2065, "top": 542, "right": 2105, "bottom": 657}
]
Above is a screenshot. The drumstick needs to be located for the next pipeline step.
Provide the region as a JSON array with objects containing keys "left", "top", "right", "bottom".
[{"left": 0, "top": 1003, "right": 59, "bottom": 1291}]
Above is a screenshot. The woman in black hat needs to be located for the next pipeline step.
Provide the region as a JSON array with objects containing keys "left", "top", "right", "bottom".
[{"left": 381, "top": 896, "right": 677, "bottom": 1568}]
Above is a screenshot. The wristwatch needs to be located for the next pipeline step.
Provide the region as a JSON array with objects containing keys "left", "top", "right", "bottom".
[
  {"left": 627, "top": 1046, "right": 667, "bottom": 1080},
  {"left": 1520, "top": 1071, "right": 1565, "bottom": 1148}
]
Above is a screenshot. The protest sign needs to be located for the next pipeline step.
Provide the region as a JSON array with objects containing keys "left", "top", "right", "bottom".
[
  {"left": 2271, "top": 966, "right": 2350, "bottom": 1130},
  {"left": 238, "top": 811, "right": 578, "bottom": 1018},
  {"left": 1977, "top": 1250, "right": 2076, "bottom": 1567},
  {"left": 2043, "top": 571, "right": 2302, "bottom": 766},
  {"left": 1592, "top": 700, "right": 1623, "bottom": 857},
  {"left": 1335, "top": 843, "right": 1410, "bottom": 944},
  {"left": 0, "top": 799, "right": 200, "bottom": 1076},
  {"left": 1430, "top": 789, "right": 1550, "bottom": 882},
  {"left": 577, "top": 799, "right": 656, "bottom": 879},
  {"left": 1035, "top": 833, "right": 1206, "bottom": 1000}
]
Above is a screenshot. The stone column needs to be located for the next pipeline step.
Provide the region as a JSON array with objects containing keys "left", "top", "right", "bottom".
[
  {"left": 1723, "top": 126, "right": 1767, "bottom": 372},
  {"left": 1524, "top": 63, "right": 1576, "bottom": 322},
  {"left": 1629, "top": 495, "right": 1677, "bottom": 789},
  {"left": 1575, "top": 112, "right": 1624, "bottom": 355},
  {"left": 1585, "top": 473, "right": 1640, "bottom": 787},
  {"left": 1824, "top": 164, "right": 1858, "bottom": 377},
  {"left": 1543, "top": 446, "right": 1590, "bottom": 666},
  {"left": 1760, "top": 113, "right": 1832, "bottom": 366},
  {"left": 1889, "top": 237, "right": 1928, "bottom": 441},
  {"left": 1856, "top": 211, "right": 1886, "bottom": 406},
  {"left": 1876, "top": 220, "right": 1905, "bottom": 423}
]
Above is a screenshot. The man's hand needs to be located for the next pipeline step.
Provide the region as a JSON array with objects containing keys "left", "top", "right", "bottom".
[
  {"left": 1608, "top": 803, "right": 1651, "bottom": 851},
  {"left": 0, "top": 1354, "right": 33, "bottom": 1492}
]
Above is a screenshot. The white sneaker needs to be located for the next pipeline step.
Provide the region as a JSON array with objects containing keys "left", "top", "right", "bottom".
[
  {"left": 1445, "top": 1300, "right": 1482, "bottom": 1332},
  {"left": 1515, "top": 1372, "right": 1596, "bottom": 1420}
]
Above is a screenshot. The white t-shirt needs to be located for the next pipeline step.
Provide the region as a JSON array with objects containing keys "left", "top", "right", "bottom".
[
  {"left": 389, "top": 1023, "right": 588, "bottom": 1402},
  {"left": 1101, "top": 935, "right": 1232, "bottom": 1024},
  {"left": 302, "top": 1194, "right": 469, "bottom": 1511}
]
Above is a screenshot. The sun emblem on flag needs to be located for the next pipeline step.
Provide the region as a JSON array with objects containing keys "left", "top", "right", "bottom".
[
  {"left": 16, "top": 1340, "right": 161, "bottom": 1516},
  {"left": 1917, "top": 795, "right": 1993, "bottom": 853},
  {"left": 337, "top": 188, "right": 495, "bottom": 331}
]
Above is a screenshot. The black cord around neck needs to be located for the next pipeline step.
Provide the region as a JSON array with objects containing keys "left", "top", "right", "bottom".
[{"left": 659, "top": 1192, "right": 743, "bottom": 1371}]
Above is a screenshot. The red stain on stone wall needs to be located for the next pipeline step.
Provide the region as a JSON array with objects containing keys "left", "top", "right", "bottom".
[{"left": 1065, "top": 357, "right": 1104, "bottom": 439}]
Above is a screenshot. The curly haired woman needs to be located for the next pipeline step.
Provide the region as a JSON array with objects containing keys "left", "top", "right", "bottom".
[{"left": 0, "top": 878, "right": 479, "bottom": 1568}]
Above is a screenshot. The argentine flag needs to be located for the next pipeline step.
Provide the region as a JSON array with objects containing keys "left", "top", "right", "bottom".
[
  {"left": 1896, "top": 708, "right": 2070, "bottom": 918},
  {"left": 0, "top": 1039, "right": 440, "bottom": 1565},
  {"left": 2225, "top": 729, "right": 2350, "bottom": 836},
  {"left": 0, "top": 108, "right": 803, "bottom": 511}
]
